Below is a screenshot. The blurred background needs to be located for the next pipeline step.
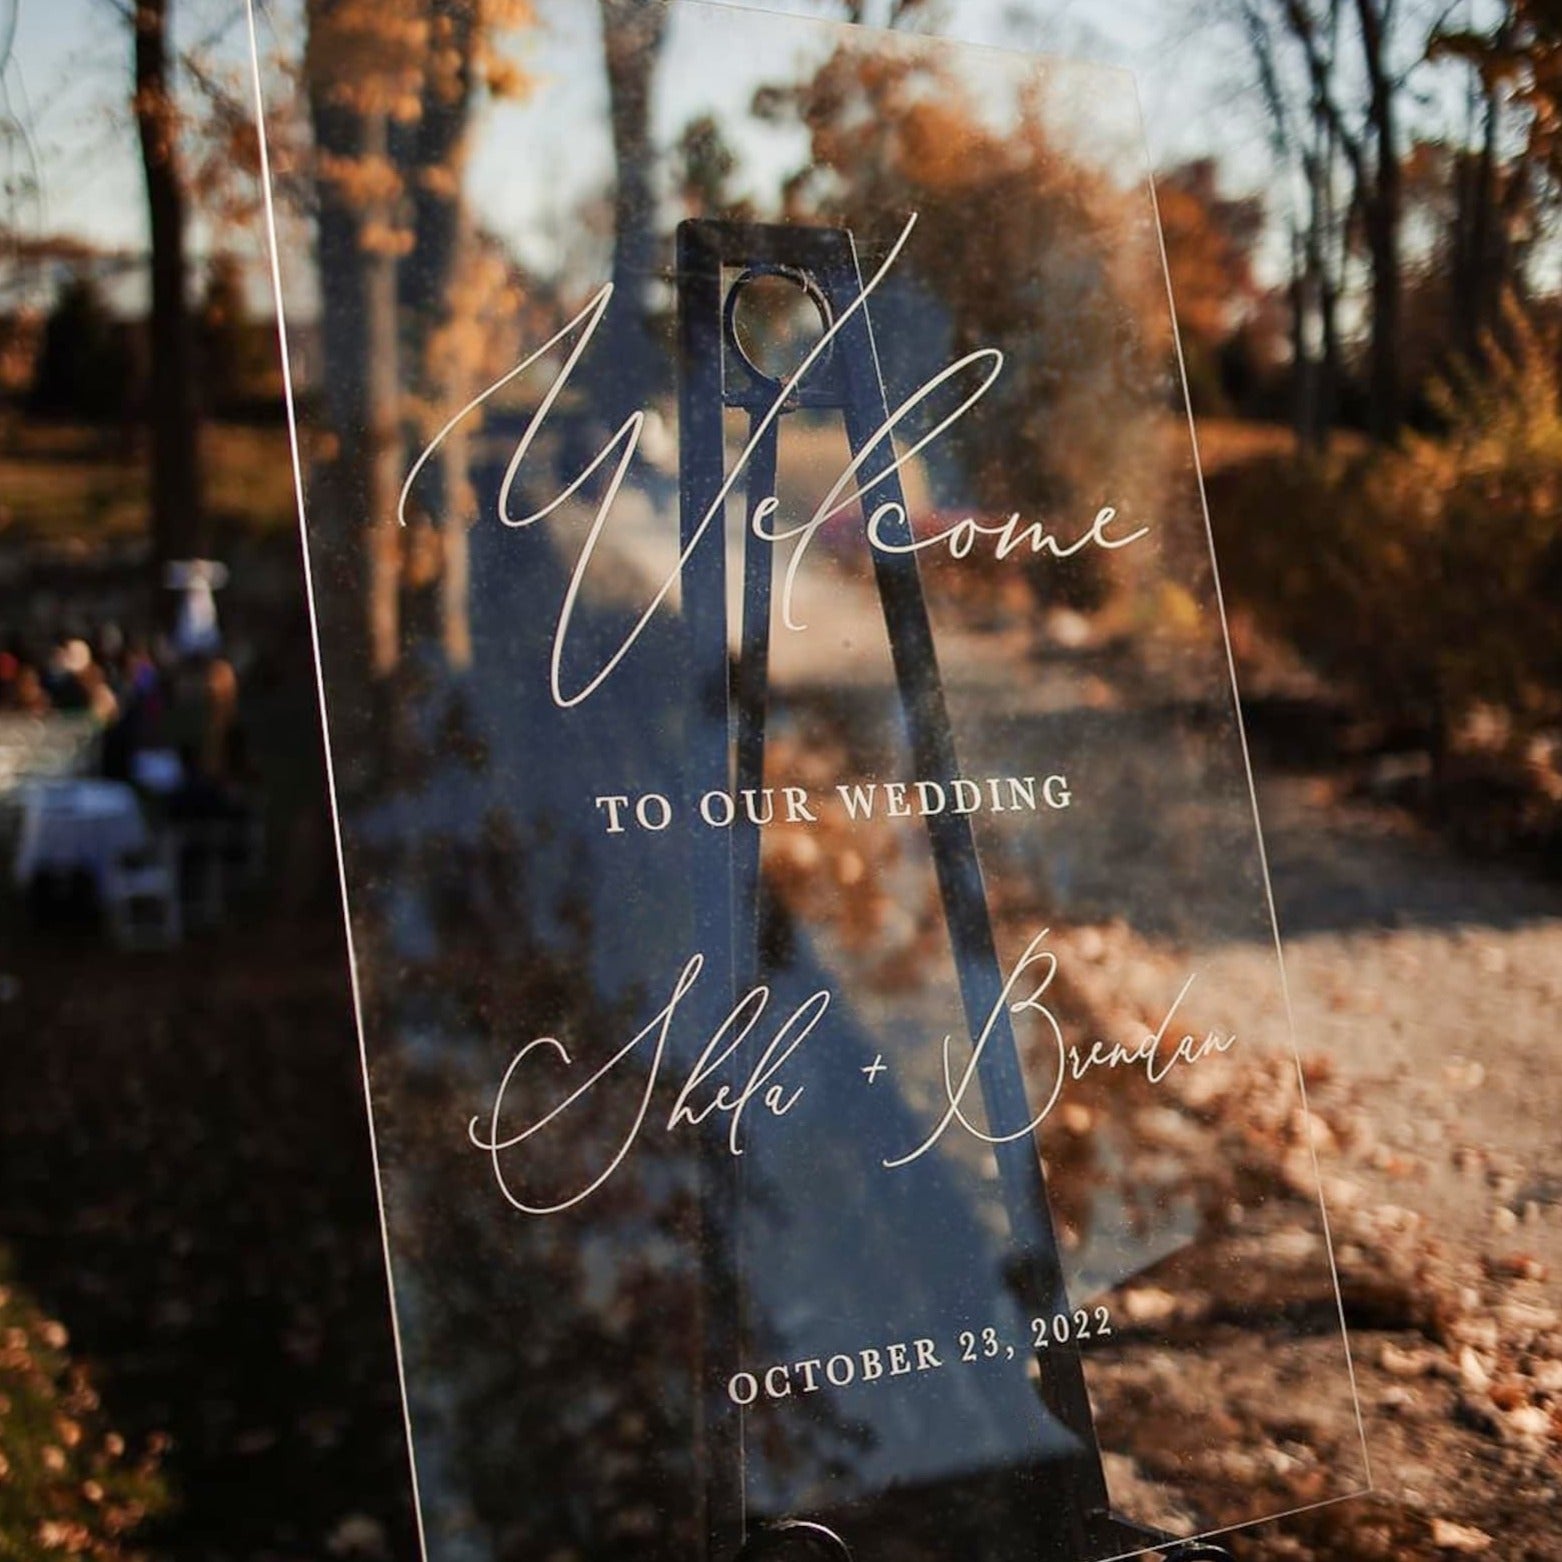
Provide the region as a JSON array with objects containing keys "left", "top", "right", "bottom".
[{"left": 1, "top": 0, "right": 1561, "bottom": 1558}]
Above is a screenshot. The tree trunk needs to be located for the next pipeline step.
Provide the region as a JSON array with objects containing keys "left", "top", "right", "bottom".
[
  {"left": 1362, "top": 171, "right": 1401, "bottom": 438},
  {"left": 401, "top": 0, "right": 477, "bottom": 669},
  {"left": 1315, "top": 122, "right": 1344, "bottom": 442},
  {"left": 133, "top": 0, "right": 204, "bottom": 624},
  {"left": 597, "top": 0, "right": 666, "bottom": 422},
  {"left": 362, "top": 119, "right": 403, "bottom": 682},
  {"left": 1300, "top": 131, "right": 1342, "bottom": 451},
  {"left": 1289, "top": 230, "right": 1322, "bottom": 452},
  {"left": 1462, "top": 83, "right": 1504, "bottom": 359},
  {"left": 308, "top": 52, "right": 403, "bottom": 687},
  {"left": 1317, "top": 256, "right": 1341, "bottom": 441},
  {"left": 1356, "top": 0, "right": 1401, "bottom": 440}
]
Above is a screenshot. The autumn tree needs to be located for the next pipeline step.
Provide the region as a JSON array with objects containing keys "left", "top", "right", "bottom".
[
  {"left": 134, "top": 0, "right": 204, "bottom": 616},
  {"left": 1, "top": 0, "right": 43, "bottom": 270},
  {"left": 305, "top": 0, "right": 531, "bottom": 692},
  {"left": 1156, "top": 158, "right": 1271, "bottom": 411},
  {"left": 1439, "top": 0, "right": 1562, "bottom": 186},
  {"left": 1398, "top": 133, "right": 1539, "bottom": 392},
  {"left": 198, "top": 251, "right": 250, "bottom": 409},
  {"left": 1429, "top": 0, "right": 1558, "bottom": 360},
  {"left": 1235, "top": 0, "right": 1425, "bottom": 441},
  {"left": 590, "top": 0, "right": 667, "bottom": 422},
  {"left": 676, "top": 113, "right": 745, "bottom": 220},
  {"left": 29, "top": 276, "right": 135, "bottom": 421},
  {"left": 762, "top": 46, "right": 1165, "bottom": 608},
  {"left": 1236, "top": 0, "right": 1347, "bottom": 444},
  {"left": 1353, "top": 0, "right": 1406, "bottom": 436}
]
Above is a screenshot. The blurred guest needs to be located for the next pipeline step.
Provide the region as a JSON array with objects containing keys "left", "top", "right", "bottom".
[
  {"left": 44, "top": 638, "right": 93, "bottom": 711},
  {"left": 79, "top": 662, "right": 119, "bottom": 728},
  {"left": 0, "top": 649, "right": 21, "bottom": 708},
  {"left": 10, "top": 663, "right": 49, "bottom": 716}
]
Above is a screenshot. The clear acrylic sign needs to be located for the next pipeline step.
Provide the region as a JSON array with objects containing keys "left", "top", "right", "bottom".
[{"left": 248, "top": 2, "right": 1369, "bottom": 1557}]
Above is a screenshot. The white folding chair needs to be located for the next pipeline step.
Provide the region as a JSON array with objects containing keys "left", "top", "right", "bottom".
[{"left": 103, "top": 841, "right": 182, "bottom": 951}]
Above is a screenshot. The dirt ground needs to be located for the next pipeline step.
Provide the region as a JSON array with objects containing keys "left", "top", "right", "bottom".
[
  {"left": 1164, "top": 761, "right": 1562, "bottom": 1559},
  {"left": 5, "top": 751, "right": 1556, "bottom": 1561},
  {"left": 2, "top": 532, "right": 1559, "bottom": 1557}
]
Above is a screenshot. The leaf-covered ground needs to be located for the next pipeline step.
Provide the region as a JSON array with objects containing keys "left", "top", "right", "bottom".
[{"left": 0, "top": 927, "right": 417, "bottom": 1560}]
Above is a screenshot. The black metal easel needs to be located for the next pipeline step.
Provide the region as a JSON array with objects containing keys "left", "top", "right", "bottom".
[{"left": 677, "top": 219, "right": 1225, "bottom": 1562}]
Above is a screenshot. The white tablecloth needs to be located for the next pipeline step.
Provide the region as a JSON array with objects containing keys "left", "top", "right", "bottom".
[
  {"left": 13, "top": 779, "right": 150, "bottom": 891},
  {"left": 130, "top": 747, "right": 185, "bottom": 795},
  {"left": 0, "top": 714, "right": 99, "bottom": 797}
]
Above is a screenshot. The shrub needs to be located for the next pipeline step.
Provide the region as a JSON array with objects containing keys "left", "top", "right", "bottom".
[
  {"left": 1211, "top": 309, "right": 1562, "bottom": 758},
  {"left": 0, "top": 1262, "right": 168, "bottom": 1560},
  {"left": 27, "top": 279, "right": 136, "bottom": 424}
]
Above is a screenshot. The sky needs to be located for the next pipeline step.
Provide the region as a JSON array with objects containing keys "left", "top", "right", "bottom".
[
  {"left": 3, "top": 0, "right": 277, "bottom": 305},
  {"left": 450, "top": 0, "right": 1279, "bottom": 276},
  {"left": 2, "top": 0, "right": 1282, "bottom": 290}
]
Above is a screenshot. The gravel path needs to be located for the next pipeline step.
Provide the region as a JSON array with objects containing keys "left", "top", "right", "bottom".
[
  {"left": 1183, "top": 764, "right": 1562, "bottom": 1559},
  {"left": 1205, "top": 767, "right": 1562, "bottom": 1280}
]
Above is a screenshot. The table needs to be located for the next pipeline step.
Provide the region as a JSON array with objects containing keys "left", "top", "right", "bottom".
[
  {"left": 12, "top": 778, "right": 151, "bottom": 892},
  {"left": 0, "top": 714, "right": 100, "bottom": 796}
]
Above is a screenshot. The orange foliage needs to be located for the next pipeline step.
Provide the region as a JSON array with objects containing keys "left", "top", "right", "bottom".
[
  {"left": 305, "top": 0, "right": 536, "bottom": 177},
  {"left": 1154, "top": 159, "right": 1265, "bottom": 357},
  {"left": 765, "top": 45, "right": 1171, "bottom": 605}
]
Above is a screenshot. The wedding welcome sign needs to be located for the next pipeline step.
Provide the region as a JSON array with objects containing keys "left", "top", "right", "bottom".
[{"left": 249, "top": 2, "right": 1370, "bottom": 1557}]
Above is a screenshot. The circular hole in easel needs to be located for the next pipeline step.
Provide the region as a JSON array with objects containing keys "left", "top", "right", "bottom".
[
  {"left": 734, "top": 1520, "right": 852, "bottom": 1562},
  {"left": 727, "top": 268, "right": 832, "bottom": 387}
]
